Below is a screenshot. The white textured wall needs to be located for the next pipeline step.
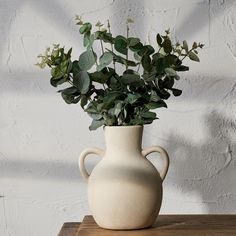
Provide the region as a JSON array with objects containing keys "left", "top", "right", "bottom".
[{"left": 0, "top": 0, "right": 236, "bottom": 235}]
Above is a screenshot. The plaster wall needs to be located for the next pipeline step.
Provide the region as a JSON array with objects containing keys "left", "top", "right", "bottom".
[{"left": 0, "top": 0, "right": 236, "bottom": 235}]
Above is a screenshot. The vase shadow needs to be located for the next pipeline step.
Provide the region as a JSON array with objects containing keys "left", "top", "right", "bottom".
[{"left": 163, "top": 109, "right": 236, "bottom": 213}]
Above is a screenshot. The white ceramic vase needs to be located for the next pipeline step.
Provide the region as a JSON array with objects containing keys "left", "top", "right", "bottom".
[{"left": 79, "top": 125, "right": 169, "bottom": 230}]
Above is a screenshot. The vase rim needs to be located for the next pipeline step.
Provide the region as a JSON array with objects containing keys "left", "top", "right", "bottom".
[{"left": 104, "top": 125, "right": 143, "bottom": 129}]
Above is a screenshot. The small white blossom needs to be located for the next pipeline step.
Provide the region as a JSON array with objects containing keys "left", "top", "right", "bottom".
[{"left": 75, "top": 15, "right": 83, "bottom": 25}]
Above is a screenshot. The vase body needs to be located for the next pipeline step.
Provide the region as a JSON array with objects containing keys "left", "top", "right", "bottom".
[{"left": 79, "top": 125, "right": 169, "bottom": 230}]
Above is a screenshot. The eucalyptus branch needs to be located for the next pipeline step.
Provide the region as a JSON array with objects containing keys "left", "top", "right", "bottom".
[
  {"left": 181, "top": 48, "right": 194, "bottom": 62},
  {"left": 136, "top": 62, "right": 141, "bottom": 72},
  {"left": 88, "top": 97, "right": 99, "bottom": 111},
  {"left": 100, "top": 40, "right": 104, "bottom": 54},
  {"left": 98, "top": 26, "right": 105, "bottom": 54},
  {"left": 68, "top": 79, "right": 73, "bottom": 86},
  {"left": 176, "top": 48, "right": 183, "bottom": 59},
  {"left": 180, "top": 42, "right": 202, "bottom": 62},
  {"left": 37, "top": 18, "right": 203, "bottom": 130},
  {"left": 126, "top": 24, "right": 129, "bottom": 70},
  {"left": 88, "top": 97, "right": 107, "bottom": 122},
  {"left": 107, "top": 20, "right": 116, "bottom": 70},
  {"left": 91, "top": 47, "right": 99, "bottom": 67}
]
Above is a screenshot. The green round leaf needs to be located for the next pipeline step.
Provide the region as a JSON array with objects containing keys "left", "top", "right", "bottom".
[
  {"left": 137, "top": 45, "right": 155, "bottom": 56},
  {"left": 107, "top": 49, "right": 137, "bottom": 67},
  {"left": 141, "top": 54, "right": 152, "bottom": 71},
  {"left": 188, "top": 51, "right": 200, "bottom": 62},
  {"left": 114, "top": 35, "right": 128, "bottom": 55},
  {"left": 89, "top": 119, "right": 105, "bottom": 131},
  {"left": 97, "top": 52, "right": 113, "bottom": 71},
  {"left": 126, "top": 93, "right": 141, "bottom": 104},
  {"left": 121, "top": 73, "right": 140, "bottom": 84},
  {"left": 129, "top": 42, "right": 143, "bottom": 52},
  {"left": 146, "top": 101, "right": 167, "bottom": 109},
  {"left": 165, "top": 68, "right": 177, "bottom": 77},
  {"left": 175, "top": 65, "right": 189, "bottom": 71},
  {"left": 100, "top": 52, "right": 113, "bottom": 64},
  {"left": 183, "top": 40, "right": 188, "bottom": 52},
  {"left": 58, "top": 86, "right": 78, "bottom": 95},
  {"left": 141, "top": 111, "right": 156, "bottom": 119},
  {"left": 150, "top": 90, "right": 160, "bottom": 102},
  {"left": 79, "top": 22, "right": 92, "bottom": 34},
  {"left": 78, "top": 50, "right": 96, "bottom": 70},
  {"left": 171, "top": 88, "right": 182, "bottom": 96},
  {"left": 156, "top": 34, "right": 162, "bottom": 46},
  {"left": 61, "top": 93, "right": 81, "bottom": 104},
  {"left": 162, "top": 38, "right": 172, "bottom": 54},
  {"left": 128, "top": 37, "right": 140, "bottom": 47},
  {"left": 73, "top": 71, "right": 90, "bottom": 94}
]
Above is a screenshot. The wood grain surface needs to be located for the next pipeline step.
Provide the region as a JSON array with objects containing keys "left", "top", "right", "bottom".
[
  {"left": 59, "top": 215, "right": 236, "bottom": 236},
  {"left": 58, "top": 222, "right": 80, "bottom": 236}
]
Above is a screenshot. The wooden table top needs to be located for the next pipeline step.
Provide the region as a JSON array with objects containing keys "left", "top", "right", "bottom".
[{"left": 58, "top": 215, "right": 236, "bottom": 236}]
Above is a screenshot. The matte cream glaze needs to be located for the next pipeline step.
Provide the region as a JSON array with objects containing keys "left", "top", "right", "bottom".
[{"left": 79, "top": 126, "right": 169, "bottom": 230}]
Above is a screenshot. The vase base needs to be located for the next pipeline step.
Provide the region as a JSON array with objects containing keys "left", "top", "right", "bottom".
[{"left": 94, "top": 216, "right": 157, "bottom": 230}]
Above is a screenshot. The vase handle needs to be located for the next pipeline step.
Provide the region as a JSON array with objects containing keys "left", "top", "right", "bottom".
[
  {"left": 78, "top": 147, "right": 105, "bottom": 182},
  {"left": 142, "top": 146, "right": 169, "bottom": 181}
]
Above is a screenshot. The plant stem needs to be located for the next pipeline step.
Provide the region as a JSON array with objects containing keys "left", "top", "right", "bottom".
[
  {"left": 88, "top": 97, "right": 107, "bottom": 122},
  {"left": 107, "top": 20, "right": 116, "bottom": 70},
  {"left": 176, "top": 48, "right": 183, "bottom": 59},
  {"left": 136, "top": 62, "right": 141, "bottom": 72},
  {"left": 126, "top": 24, "right": 129, "bottom": 70},
  {"left": 100, "top": 40, "right": 104, "bottom": 54},
  {"left": 65, "top": 74, "right": 74, "bottom": 86},
  {"left": 91, "top": 47, "right": 99, "bottom": 67},
  {"left": 98, "top": 26, "right": 105, "bottom": 54},
  {"left": 88, "top": 98, "right": 97, "bottom": 111},
  {"left": 181, "top": 48, "right": 194, "bottom": 62}
]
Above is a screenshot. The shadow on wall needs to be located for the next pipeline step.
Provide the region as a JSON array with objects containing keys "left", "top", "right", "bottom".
[
  {"left": 175, "top": 0, "right": 235, "bottom": 40},
  {"left": 0, "top": 0, "right": 77, "bottom": 59},
  {"left": 2, "top": 0, "right": 235, "bottom": 95},
  {"left": 1, "top": 0, "right": 236, "bottom": 214},
  {"left": 165, "top": 110, "right": 236, "bottom": 213},
  {"left": 0, "top": 157, "right": 82, "bottom": 182}
]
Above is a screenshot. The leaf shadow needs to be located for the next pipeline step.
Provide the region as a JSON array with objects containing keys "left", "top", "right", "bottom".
[{"left": 163, "top": 109, "right": 236, "bottom": 213}]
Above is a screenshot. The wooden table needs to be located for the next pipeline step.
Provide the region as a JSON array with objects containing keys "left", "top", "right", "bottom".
[{"left": 58, "top": 215, "right": 236, "bottom": 236}]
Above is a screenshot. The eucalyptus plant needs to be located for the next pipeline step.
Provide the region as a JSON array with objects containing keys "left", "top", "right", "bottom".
[{"left": 36, "top": 17, "right": 204, "bottom": 130}]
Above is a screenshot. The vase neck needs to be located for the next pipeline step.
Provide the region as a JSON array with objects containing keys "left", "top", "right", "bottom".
[{"left": 104, "top": 126, "right": 143, "bottom": 157}]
